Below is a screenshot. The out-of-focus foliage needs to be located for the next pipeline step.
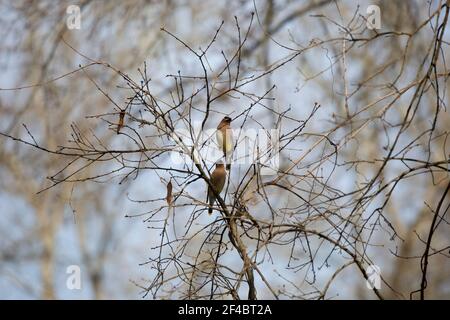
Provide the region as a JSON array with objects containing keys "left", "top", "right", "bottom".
[{"left": 0, "top": 0, "right": 449, "bottom": 299}]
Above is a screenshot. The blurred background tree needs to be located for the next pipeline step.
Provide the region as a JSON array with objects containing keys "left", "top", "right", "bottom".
[{"left": 0, "top": 0, "right": 449, "bottom": 299}]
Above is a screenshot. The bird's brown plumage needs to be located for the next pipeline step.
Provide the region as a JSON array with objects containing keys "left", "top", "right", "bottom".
[
  {"left": 207, "top": 163, "right": 226, "bottom": 214},
  {"left": 216, "top": 116, "right": 233, "bottom": 170}
]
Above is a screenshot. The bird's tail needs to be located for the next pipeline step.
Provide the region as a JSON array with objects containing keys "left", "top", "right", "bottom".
[
  {"left": 224, "top": 151, "right": 231, "bottom": 171},
  {"left": 207, "top": 191, "right": 214, "bottom": 215}
]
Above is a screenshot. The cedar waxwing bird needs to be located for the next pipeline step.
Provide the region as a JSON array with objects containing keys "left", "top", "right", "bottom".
[
  {"left": 216, "top": 116, "right": 233, "bottom": 170},
  {"left": 207, "top": 162, "right": 227, "bottom": 215}
]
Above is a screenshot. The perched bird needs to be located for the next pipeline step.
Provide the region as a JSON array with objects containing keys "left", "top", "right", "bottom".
[
  {"left": 207, "top": 162, "right": 227, "bottom": 214},
  {"left": 216, "top": 116, "right": 233, "bottom": 170}
]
